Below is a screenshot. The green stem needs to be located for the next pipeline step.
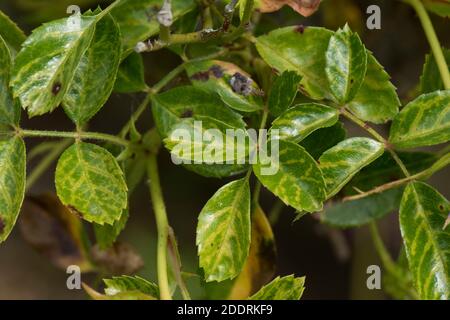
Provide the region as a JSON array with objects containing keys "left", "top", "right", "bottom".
[
  {"left": 20, "top": 129, "right": 129, "bottom": 147},
  {"left": 405, "top": 0, "right": 450, "bottom": 89},
  {"left": 369, "top": 222, "right": 396, "bottom": 273},
  {"left": 147, "top": 154, "right": 172, "bottom": 300},
  {"left": 26, "top": 139, "right": 72, "bottom": 191},
  {"left": 268, "top": 199, "right": 285, "bottom": 225}
]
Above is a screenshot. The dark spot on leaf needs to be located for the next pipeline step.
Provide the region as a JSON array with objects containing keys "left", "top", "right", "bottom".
[
  {"left": 191, "top": 71, "right": 210, "bottom": 81},
  {"left": 350, "top": 78, "right": 354, "bottom": 84},
  {"left": 52, "top": 82, "right": 62, "bottom": 95},
  {"left": 181, "top": 109, "right": 193, "bottom": 118},
  {"left": 438, "top": 204, "right": 445, "bottom": 211},
  {"left": 295, "top": 25, "right": 307, "bottom": 34},
  {"left": 0, "top": 217, "right": 4, "bottom": 234},
  {"left": 209, "top": 65, "right": 224, "bottom": 78},
  {"left": 230, "top": 72, "right": 253, "bottom": 96}
]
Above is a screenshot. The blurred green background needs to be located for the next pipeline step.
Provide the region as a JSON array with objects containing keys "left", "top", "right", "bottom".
[{"left": 0, "top": 0, "right": 448, "bottom": 299}]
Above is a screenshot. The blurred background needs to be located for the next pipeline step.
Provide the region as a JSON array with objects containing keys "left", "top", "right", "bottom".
[{"left": 0, "top": 0, "right": 448, "bottom": 299}]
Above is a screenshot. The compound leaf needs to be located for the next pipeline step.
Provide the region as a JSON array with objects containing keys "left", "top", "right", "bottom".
[
  {"left": 0, "top": 35, "right": 20, "bottom": 126},
  {"left": 114, "top": 52, "right": 148, "bottom": 93},
  {"left": 268, "top": 71, "right": 302, "bottom": 116},
  {"left": 55, "top": 142, "right": 128, "bottom": 225},
  {"left": 197, "top": 177, "right": 251, "bottom": 282},
  {"left": 420, "top": 48, "right": 450, "bottom": 94},
  {"left": 0, "top": 10, "right": 26, "bottom": 52}
]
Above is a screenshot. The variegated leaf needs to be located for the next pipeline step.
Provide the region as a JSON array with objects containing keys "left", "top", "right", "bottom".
[
  {"left": 389, "top": 90, "right": 450, "bottom": 149},
  {"left": 400, "top": 182, "right": 450, "bottom": 299},
  {"left": 268, "top": 71, "right": 302, "bottom": 116},
  {"left": 325, "top": 24, "right": 367, "bottom": 103},
  {"left": 0, "top": 136, "right": 26, "bottom": 243},
  {"left": 319, "top": 137, "right": 384, "bottom": 198},
  {"left": 55, "top": 142, "right": 128, "bottom": 225},
  {"left": 270, "top": 103, "right": 339, "bottom": 143},
  {"left": 0, "top": 35, "right": 20, "bottom": 126},
  {"left": 253, "top": 139, "right": 326, "bottom": 212},
  {"left": 197, "top": 178, "right": 251, "bottom": 282},
  {"left": 249, "top": 275, "right": 305, "bottom": 300}
]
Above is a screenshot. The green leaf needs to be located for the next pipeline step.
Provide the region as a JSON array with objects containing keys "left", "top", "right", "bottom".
[
  {"left": 325, "top": 24, "right": 367, "bottom": 103},
  {"left": 270, "top": 103, "right": 339, "bottom": 143},
  {"left": 300, "top": 122, "right": 347, "bottom": 159},
  {"left": 197, "top": 178, "right": 251, "bottom": 282},
  {"left": 420, "top": 48, "right": 450, "bottom": 94},
  {"left": 319, "top": 137, "right": 384, "bottom": 198},
  {"left": 253, "top": 140, "right": 326, "bottom": 212},
  {"left": 321, "top": 188, "right": 403, "bottom": 228},
  {"left": 152, "top": 85, "right": 246, "bottom": 137},
  {"left": 423, "top": 0, "right": 450, "bottom": 17},
  {"left": 11, "top": 15, "right": 98, "bottom": 117},
  {"left": 0, "top": 10, "right": 26, "bottom": 52},
  {"left": 55, "top": 142, "right": 128, "bottom": 225},
  {"left": 0, "top": 136, "right": 26, "bottom": 243},
  {"left": 114, "top": 52, "right": 148, "bottom": 93},
  {"left": 268, "top": 71, "right": 302, "bottom": 116},
  {"left": 111, "top": 0, "right": 196, "bottom": 57},
  {"left": 163, "top": 117, "right": 250, "bottom": 165},
  {"left": 63, "top": 13, "right": 122, "bottom": 126},
  {"left": 186, "top": 60, "right": 263, "bottom": 112},
  {"left": 0, "top": 35, "right": 20, "bottom": 126},
  {"left": 256, "top": 26, "right": 333, "bottom": 100},
  {"left": 347, "top": 52, "right": 400, "bottom": 123},
  {"left": 103, "top": 275, "right": 159, "bottom": 298},
  {"left": 249, "top": 275, "right": 305, "bottom": 300},
  {"left": 389, "top": 90, "right": 450, "bottom": 149},
  {"left": 399, "top": 182, "right": 450, "bottom": 299}
]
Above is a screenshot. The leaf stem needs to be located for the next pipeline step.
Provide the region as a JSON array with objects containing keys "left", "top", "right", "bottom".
[
  {"left": 341, "top": 109, "right": 410, "bottom": 177},
  {"left": 343, "top": 152, "right": 449, "bottom": 201},
  {"left": 26, "top": 139, "right": 72, "bottom": 191},
  {"left": 404, "top": 0, "right": 450, "bottom": 89},
  {"left": 19, "top": 129, "right": 130, "bottom": 147},
  {"left": 369, "top": 222, "right": 396, "bottom": 273},
  {"left": 147, "top": 153, "right": 172, "bottom": 300}
]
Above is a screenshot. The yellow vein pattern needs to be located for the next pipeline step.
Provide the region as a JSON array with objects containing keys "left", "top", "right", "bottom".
[
  {"left": 325, "top": 24, "right": 367, "bottom": 103},
  {"left": 270, "top": 103, "right": 339, "bottom": 143},
  {"left": 319, "top": 137, "right": 384, "bottom": 198},
  {"left": 249, "top": 275, "right": 305, "bottom": 300},
  {"left": 63, "top": 13, "right": 121, "bottom": 126},
  {"left": 253, "top": 140, "right": 326, "bottom": 213},
  {"left": 55, "top": 142, "right": 127, "bottom": 225},
  {"left": 0, "top": 136, "right": 26, "bottom": 242},
  {"left": 390, "top": 90, "right": 450, "bottom": 149},
  {"left": 196, "top": 178, "right": 251, "bottom": 282},
  {"left": 400, "top": 182, "right": 450, "bottom": 300},
  {"left": 255, "top": 26, "right": 334, "bottom": 100},
  {"left": 0, "top": 35, "right": 20, "bottom": 125},
  {"left": 11, "top": 16, "right": 96, "bottom": 117}
]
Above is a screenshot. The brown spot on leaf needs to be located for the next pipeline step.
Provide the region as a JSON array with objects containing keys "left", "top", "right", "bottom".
[
  {"left": 67, "top": 205, "right": 83, "bottom": 219},
  {"left": 438, "top": 204, "right": 445, "bottom": 211},
  {"left": 52, "top": 82, "right": 62, "bottom": 95},
  {"left": 191, "top": 71, "right": 210, "bottom": 82},
  {"left": 295, "top": 24, "right": 306, "bottom": 34},
  {"left": 181, "top": 109, "right": 193, "bottom": 118},
  {"left": 209, "top": 65, "right": 224, "bottom": 78}
]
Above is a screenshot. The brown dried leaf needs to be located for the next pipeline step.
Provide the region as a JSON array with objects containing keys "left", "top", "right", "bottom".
[
  {"left": 259, "top": 0, "right": 321, "bottom": 17},
  {"left": 90, "top": 242, "right": 144, "bottom": 275},
  {"left": 19, "top": 193, "right": 92, "bottom": 271}
]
